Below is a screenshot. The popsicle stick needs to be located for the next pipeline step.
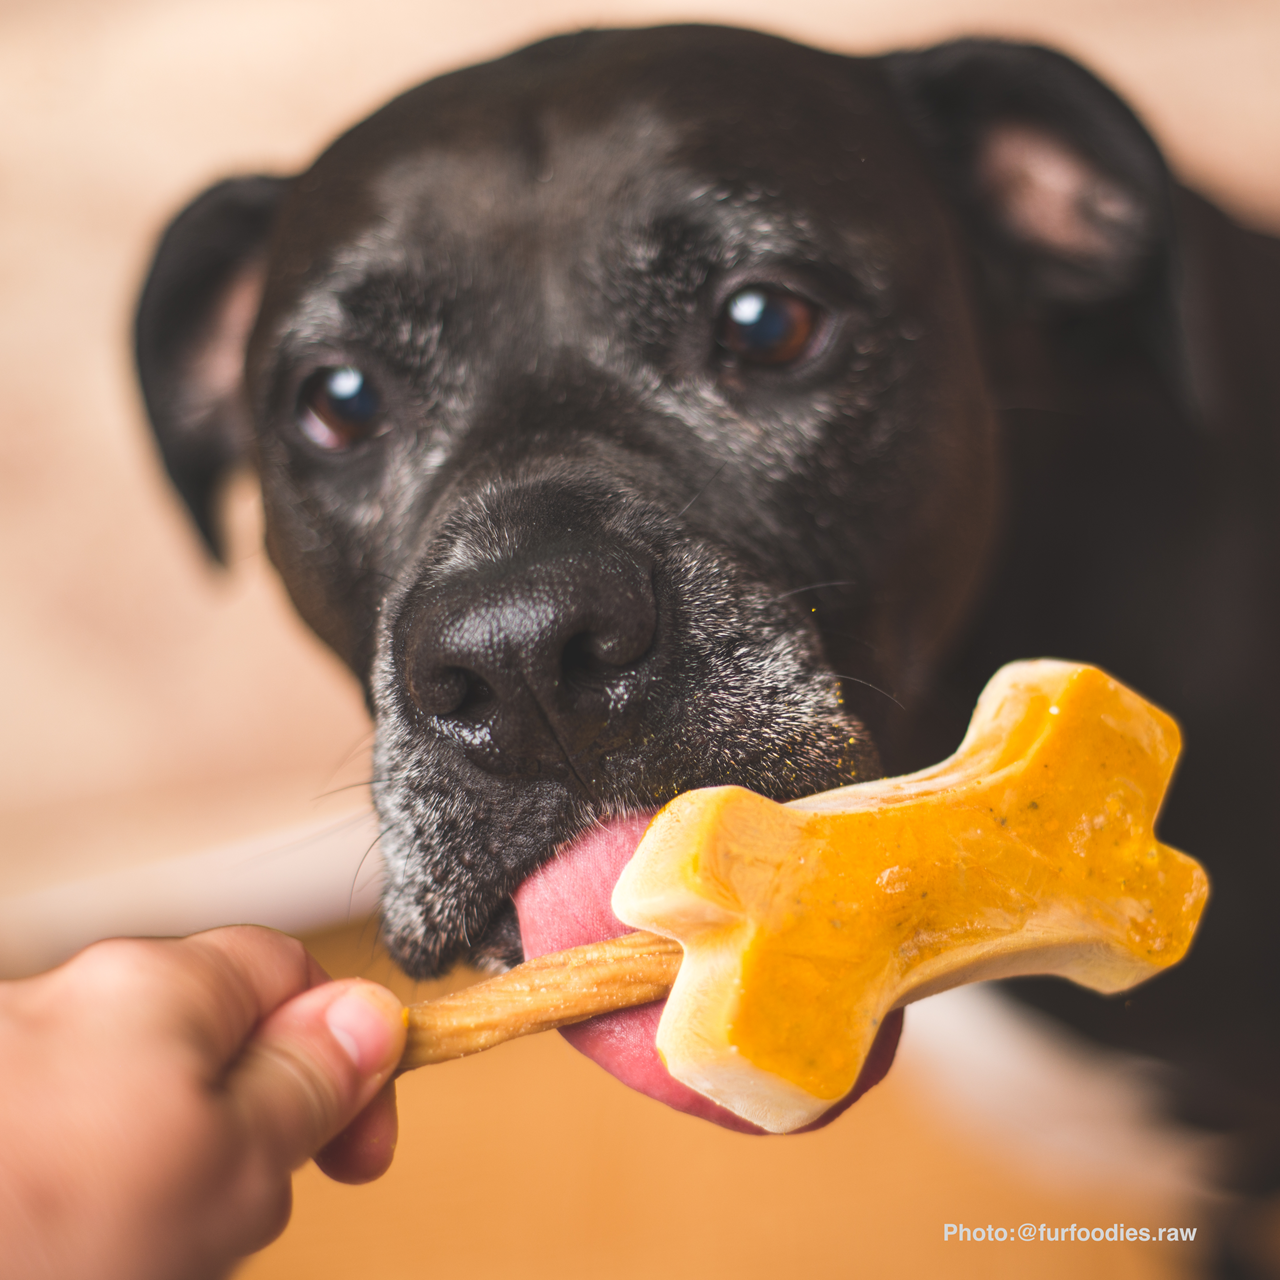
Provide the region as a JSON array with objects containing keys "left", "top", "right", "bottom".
[{"left": 400, "top": 930, "right": 682, "bottom": 1072}]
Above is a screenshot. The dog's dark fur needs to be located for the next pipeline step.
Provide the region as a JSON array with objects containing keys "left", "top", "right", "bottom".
[{"left": 136, "top": 26, "right": 1280, "bottom": 1274}]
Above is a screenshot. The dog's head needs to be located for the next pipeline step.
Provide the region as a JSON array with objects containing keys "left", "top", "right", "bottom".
[{"left": 136, "top": 26, "right": 1175, "bottom": 1125}]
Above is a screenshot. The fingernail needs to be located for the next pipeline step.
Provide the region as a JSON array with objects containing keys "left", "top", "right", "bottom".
[{"left": 325, "top": 984, "right": 400, "bottom": 1074}]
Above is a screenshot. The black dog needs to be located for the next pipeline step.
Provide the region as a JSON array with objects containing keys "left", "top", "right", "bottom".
[{"left": 136, "top": 25, "right": 1280, "bottom": 1270}]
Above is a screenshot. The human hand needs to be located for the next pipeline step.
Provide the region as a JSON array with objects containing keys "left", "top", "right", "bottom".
[{"left": 0, "top": 925, "right": 406, "bottom": 1280}]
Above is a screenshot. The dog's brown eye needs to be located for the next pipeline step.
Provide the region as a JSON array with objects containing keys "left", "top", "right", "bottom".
[
  {"left": 717, "top": 287, "right": 818, "bottom": 366},
  {"left": 297, "top": 366, "right": 382, "bottom": 450}
]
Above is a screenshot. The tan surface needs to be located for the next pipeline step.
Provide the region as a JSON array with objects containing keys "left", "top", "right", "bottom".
[
  {"left": 2, "top": 0, "right": 1279, "bottom": 1276},
  {"left": 238, "top": 921, "right": 1210, "bottom": 1280}
]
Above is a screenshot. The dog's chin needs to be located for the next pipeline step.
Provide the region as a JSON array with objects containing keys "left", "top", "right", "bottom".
[{"left": 512, "top": 813, "right": 902, "bottom": 1133}]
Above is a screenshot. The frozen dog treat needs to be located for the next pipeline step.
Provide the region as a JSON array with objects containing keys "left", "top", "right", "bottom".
[{"left": 611, "top": 660, "right": 1208, "bottom": 1131}]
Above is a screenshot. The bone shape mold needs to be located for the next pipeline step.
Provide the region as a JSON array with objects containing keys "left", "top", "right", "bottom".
[{"left": 611, "top": 659, "right": 1209, "bottom": 1133}]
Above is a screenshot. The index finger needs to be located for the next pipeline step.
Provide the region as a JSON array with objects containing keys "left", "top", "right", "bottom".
[{"left": 175, "top": 926, "right": 330, "bottom": 1072}]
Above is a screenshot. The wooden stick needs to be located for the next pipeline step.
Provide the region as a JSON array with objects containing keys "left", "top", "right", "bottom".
[{"left": 399, "top": 930, "right": 682, "bottom": 1073}]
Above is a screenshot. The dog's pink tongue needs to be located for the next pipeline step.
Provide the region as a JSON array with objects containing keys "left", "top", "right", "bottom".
[{"left": 513, "top": 815, "right": 901, "bottom": 1134}]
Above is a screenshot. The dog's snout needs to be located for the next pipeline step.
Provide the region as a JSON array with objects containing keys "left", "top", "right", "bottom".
[{"left": 405, "top": 543, "right": 658, "bottom": 778}]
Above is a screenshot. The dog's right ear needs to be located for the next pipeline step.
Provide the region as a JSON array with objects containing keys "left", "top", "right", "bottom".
[{"left": 135, "top": 175, "right": 289, "bottom": 562}]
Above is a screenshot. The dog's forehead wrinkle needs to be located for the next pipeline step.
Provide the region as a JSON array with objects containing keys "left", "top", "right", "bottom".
[
  {"left": 693, "top": 190, "right": 828, "bottom": 259},
  {"left": 273, "top": 287, "right": 346, "bottom": 353},
  {"left": 341, "top": 276, "right": 448, "bottom": 360},
  {"left": 277, "top": 210, "right": 432, "bottom": 335},
  {"left": 613, "top": 188, "right": 895, "bottom": 304}
]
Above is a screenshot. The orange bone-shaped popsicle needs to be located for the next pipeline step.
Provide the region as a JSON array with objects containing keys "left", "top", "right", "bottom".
[{"left": 611, "top": 660, "right": 1210, "bottom": 1133}]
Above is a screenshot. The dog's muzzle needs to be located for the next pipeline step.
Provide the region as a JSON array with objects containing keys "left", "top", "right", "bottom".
[{"left": 402, "top": 537, "right": 657, "bottom": 788}]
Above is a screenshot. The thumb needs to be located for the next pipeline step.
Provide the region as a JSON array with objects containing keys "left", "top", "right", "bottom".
[{"left": 228, "top": 978, "right": 406, "bottom": 1174}]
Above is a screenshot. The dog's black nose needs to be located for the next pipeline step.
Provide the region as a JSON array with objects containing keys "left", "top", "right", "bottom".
[{"left": 405, "top": 543, "right": 657, "bottom": 782}]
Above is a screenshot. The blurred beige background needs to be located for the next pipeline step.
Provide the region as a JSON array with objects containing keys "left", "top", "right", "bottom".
[{"left": 2, "top": 0, "right": 1278, "bottom": 1275}]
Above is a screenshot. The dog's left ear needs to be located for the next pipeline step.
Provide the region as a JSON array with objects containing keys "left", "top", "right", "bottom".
[
  {"left": 135, "top": 175, "right": 290, "bottom": 562},
  {"left": 885, "top": 40, "right": 1176, "bottom": 332}
]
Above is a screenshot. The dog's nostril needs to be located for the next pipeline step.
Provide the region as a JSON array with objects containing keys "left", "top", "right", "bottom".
[
  {"left": 412, "top": 666, "right": 487, "bottom": 718},
  {"left": 563, "top": 632, "right": 616, "bottom": 691},
  {"left": 456, "top": 674, "right": 494, "bottom": 717},
  {"left": 560, "top": 632, "right": 593, "bottom": 684},
  {"left": 560, "top": 630, "right": 639, "bottom": 687}
]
